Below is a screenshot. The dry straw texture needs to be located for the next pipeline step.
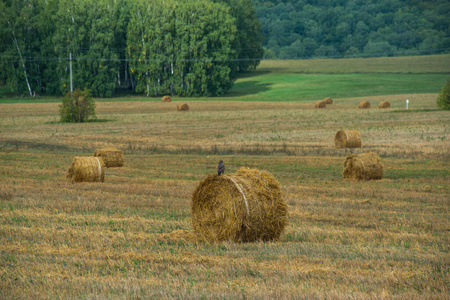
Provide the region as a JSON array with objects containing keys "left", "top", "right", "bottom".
[
  {"left": 335, "top": 130, "right": 362, "bottom": 148},
  {"left": 161, "top": 95, "right": 172, "bottom": 102},
  {"left": 67, "top": 157, "right": 105, "bottom": 183},
  {"left": 324, "top": 97, "right": 333, "bottom": 104},
  {"left": 358, "top": 101, "right": 371, "bottom": 109},
  {"left": 378, "top": 101, "right": 391, "bottom": 108},
  {"left": 343, "top": 152, "right": 383, "bottom": 180},
  {"left": 94, "top": 148, "right": 124, "bottom": 168},
  {"left": 315, "top": 100, "right": 326, "bottom": 108},
  {"left": 191, "top": 167, "right": 288, "bottom": 243},
  {"left": 177, "top": 103, "right": 189, "bottom": 111}
]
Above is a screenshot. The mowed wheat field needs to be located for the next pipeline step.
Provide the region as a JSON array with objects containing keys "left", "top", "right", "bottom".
[{"left": 1, "top": 55, "right": 449, "bottom": 298}]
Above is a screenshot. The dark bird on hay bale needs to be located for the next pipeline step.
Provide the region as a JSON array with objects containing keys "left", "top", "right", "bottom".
[{"left": 217, "top": 160, "right": 225, "bottom": 175}]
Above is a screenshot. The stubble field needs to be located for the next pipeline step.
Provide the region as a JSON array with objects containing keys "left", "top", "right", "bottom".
[{"left": 1, "top": 56, "right": 449, "bottom": 298}]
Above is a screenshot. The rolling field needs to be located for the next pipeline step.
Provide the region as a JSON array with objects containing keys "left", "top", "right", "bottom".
[{"left": 1, "top": 55, "right": 449, "bottom": 298}]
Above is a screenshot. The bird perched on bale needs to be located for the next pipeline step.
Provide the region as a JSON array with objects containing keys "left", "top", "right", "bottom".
[{"left": 217, "top": 160, "right": 225, "bottom": 175}]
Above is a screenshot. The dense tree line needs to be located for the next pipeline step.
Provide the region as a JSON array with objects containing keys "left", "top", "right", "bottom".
[
  {"left": 0, "top": 0, "right": 262, "bottom": 97},
  {"left": 253, "top": 0, "right": 450, "bottom": 59}
]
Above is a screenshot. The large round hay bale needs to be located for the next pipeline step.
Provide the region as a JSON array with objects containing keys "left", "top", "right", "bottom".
[
  {"left": 162, "top": 95, "right": 172, "bottom": 102},
  {"left": 177, "top": 103, "right": 189, "bottom": 111},
  {"left": 378, "top": 101, "right": 391, "bottom": 109},
  {"left": 324, "top": 97, "right": 333, "bottom": 104},
  {"left": 335, "top": 130, "right": 362, "bottom": 149},
  {"left": 191, "top": 167, "right": 288, "bottom": 243},
  {"left": 358, "top": 101, "right": 371, "bottom": 109},
  {"left": 315, "top": 100, "right": 326, "bottom": 108},
  {"left": 67, "top": 157, "right": 105, "bottom": 183},
  {"left": 343, "top": 152, "right": 383, "bottom": 180},
  {"left": 94, "top": 148, "right": 124, "bottom": 168}
]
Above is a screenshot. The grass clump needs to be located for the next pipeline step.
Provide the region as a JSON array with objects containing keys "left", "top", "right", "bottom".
[
  {"left": 59, "top": 89, "right": 96, "bottom": 122},
  {"left": 436, "top": 80, "right": 450, "bottom": 110}
]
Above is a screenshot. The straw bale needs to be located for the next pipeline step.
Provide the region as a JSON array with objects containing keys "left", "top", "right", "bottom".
[
  {"left": 343, "top": 152, "right": 383, "bottom": 180},
  {"left": 94, "top": 148, "right": 124, "bottom": 168},
  {"left": 378, "top": 101, "right": 391, "bottom": 108},
  {"left": 191, "top": 167, "right": 288, "bottom": 243},
  {"left": 324, "top": 97, "right": 333, "bottom": 104},
  {"left": 177, "top": 103, "right": 189, "bottom": 111},
  {"left": 358, "top": 101, "right": 371, "bottom": 109},
  {"left": 315, "top": 100, "right": 326, "bottom": 108},
  {"left": 335, "top": 130, "right": 362, "bottom": 149},
  {"left": 67, "top": 156, "right": 105, "bottom": 183},
  {"left": 162, "top": 95, "right": 172, "bottom": 102}
]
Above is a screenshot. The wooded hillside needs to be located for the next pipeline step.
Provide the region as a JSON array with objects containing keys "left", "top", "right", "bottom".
[{"left": 253, "top": 0, "right": 450, "bottom": 59}]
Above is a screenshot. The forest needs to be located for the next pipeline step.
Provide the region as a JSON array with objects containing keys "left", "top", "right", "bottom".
[
  {"left": 253, "top": 0, "right": 450, "bottom": 59},
  {"left": 0, "top": 0, "right": 449, "bottom": 97}
]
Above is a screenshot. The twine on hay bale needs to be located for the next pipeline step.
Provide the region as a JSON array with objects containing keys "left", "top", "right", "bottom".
[
  {"left": 358, "top": 101, "right": 371, "bottom": 109},
  {"left": 67, "top": 157, "right": 105, "bottom": 183},
  {"left": 191, "top": 167, "right": 288, "bottom": 243},
  {"left": 94, "top": 148, "right": 124, "bottom": 168},
  {"left": 315, "top": 100, "right": 326, "bottom": 108},
  {"left": 177, "top": 103, "right": 189, "bottom": 111},
  {"left": 162, "top": 95, "right": 172, "bottom": 102},
  {"left": 343, "top": 152, "right": 383, "bottom": 180},
  {"left": 335, "top": 130, "right": 362, "bottom": 149},
  {"left": 378, "top": 101, "right": 391, "bottom": 109},
  {"left": 324, "top": 97, "right": 333, "bottom": 104}
]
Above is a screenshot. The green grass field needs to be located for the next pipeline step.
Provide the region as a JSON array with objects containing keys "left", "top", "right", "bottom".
[{"left": 0, "top": 55, "right": 449, "bottom": 298}]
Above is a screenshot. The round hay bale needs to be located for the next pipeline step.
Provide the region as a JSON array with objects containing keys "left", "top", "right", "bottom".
[
  {"left": 315, "top": 100, "right": 326, "bottom": 108},
  {"left": 378, "top": 101, "right": 391, "bottom": 109},
  {"left": 191, "top": 167, "right": 288, "bottom": 243},
  {"left": 343, "top": 152, "right": 383, "bottom": 180},
  {"left": 67, "top": 157, "right": 105, "bottom": 183},
  {"left": 162, "top": 95, "right": 172, "bottom": 102},
  {"left": 177, "top": 103, "right": 189, "bottom": 111},
  {"left": 93, "top": 148, "right": 124, "bottom": 168},
  {"left": 335, "top": 130, "right": 362, "bottom": 149},
  {"left": 358, "top": 101, "right": 371, "bottom": 109},
  {"left": 324, "top": 97, "right": 333, "bottom": 104}
]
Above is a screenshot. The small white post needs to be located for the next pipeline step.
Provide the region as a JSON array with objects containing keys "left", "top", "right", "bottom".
[{"left": 406, "top": 99, "right": 409, "bottom": 110}]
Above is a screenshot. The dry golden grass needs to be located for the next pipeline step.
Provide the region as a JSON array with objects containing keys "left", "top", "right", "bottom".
[{"left": 0, "top": 93, "right": 449, "bottom": 298}]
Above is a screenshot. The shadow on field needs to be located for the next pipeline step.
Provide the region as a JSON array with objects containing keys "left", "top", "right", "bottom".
[{"left": 226, "top": 80, "right": 272, "bottom": 97}]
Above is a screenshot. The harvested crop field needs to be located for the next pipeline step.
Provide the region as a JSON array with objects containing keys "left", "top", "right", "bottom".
[{"left": 1, "top": 92, "right": 448, "bottom": 298}]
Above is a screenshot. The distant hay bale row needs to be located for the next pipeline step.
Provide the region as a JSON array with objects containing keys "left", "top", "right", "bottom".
[
  {"left": 343, "top": 152, "right": 383, "bottom": 180},
  {"left": 358, "top": 101, "right": 371, "bottom": 109},
  {"left": 161, "top": 95, "right": 172, "bottom": 102},
  {"left": 94, "top": 148, "right": 124, "bottom": 168},
  {"left": 335, "top": 130, "right": 362, "bottom": 148},
  {"left": 177, "top": 103, "right": 189, "bottom": 111},
  {"left": 315, "top": 100, "right": 326, "bottom": 108},
  {"left": 67, "top": 157, "right": 105, "bottom": 183},
  {"left": 191, "top": 167, "right": 288, "bottom": 243},
  {"left": 378, "top": 101, "right": 391, "bottom": 108}
]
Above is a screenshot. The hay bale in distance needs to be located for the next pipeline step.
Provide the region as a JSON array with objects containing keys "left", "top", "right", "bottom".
[
  {"left": 358, "top": 101, "right": 371, "bottom": 109},
  {"left": 315, "top": 100, "right": 326, "bottom": 108},
  {"left": 177, "top": 103, "right": 189, "bottom": 111},
  {"left": 67, "top": 157, "right": 105, "bottom": 183},
  {"left": 94, "top": 148, "right": 124, "bottom": 168},
  {"left": 162, "top": 95, "right": 172, "bottom": 102},
  {"left": 191, "top": 167, "right": 288, "bottom": 243},
  {"left": 324, "top": 97, "right": 333, "bottom": 104},
  {"left": 335, "top": 130, "right": 362, "bottom": 148},
  {"left": 343, "top": 152, "right": 383, "bottom": 180},
  {"left": 378, "top": 101, "right": 391, "bottom": 109}
]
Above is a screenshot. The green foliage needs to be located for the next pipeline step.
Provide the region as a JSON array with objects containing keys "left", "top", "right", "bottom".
[
  {"left": 252, "top": 0, "right": 450, "bottom": 59},
  {"left": 127, "top": 0, "right": 238, "bottom": 97},
  {"left": 436, "top": 81, "right": 450, "bottom": 110},
  {"left": 59, "top": 89, "right": 96, "bottom": 122}
]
